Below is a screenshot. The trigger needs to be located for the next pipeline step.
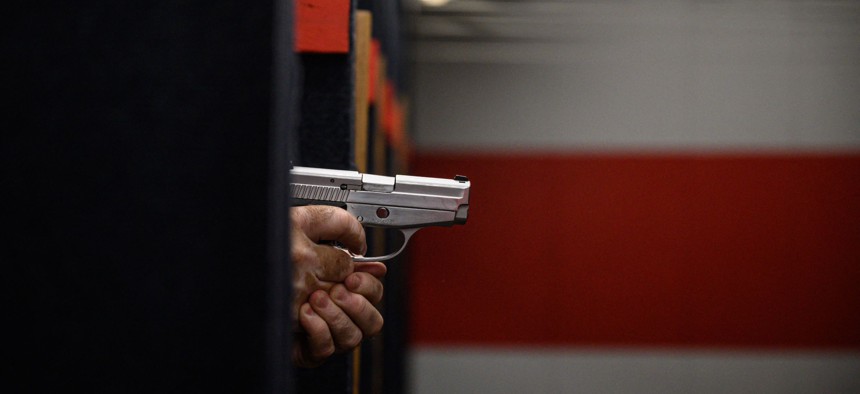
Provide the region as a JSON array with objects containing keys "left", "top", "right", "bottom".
[{"left": 353, "top": 228, "right": 419, "bottom": 262}]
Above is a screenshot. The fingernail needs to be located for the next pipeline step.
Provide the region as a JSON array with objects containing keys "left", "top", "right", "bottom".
[
  {"left": 304, "top": 305, "right": 316, "bottom": 317},
  {"left": 314, "top": 293, "right": 329, "bottom": 308},
  {"left": 333, "top": 285, "right": 349, "bottom": 302},
  {"left": 346, "top": 274, "right": 361, "bottom": 290}
]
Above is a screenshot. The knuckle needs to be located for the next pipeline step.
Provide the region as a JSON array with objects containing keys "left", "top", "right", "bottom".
[
  {"left": 339, "top": 298, "right": 363, "bottom": 319},
  {"left": 290, "top": 234, "right": 317, "bottom": 264},
  {"left": 330, "top": 315, "right": 362, "bottom": 350},
  {"left": 332, "top": 312, "right": 352, "bottom": 332},
  {"left": 291, "top": 246, "right": 316, "bottom": 266}
]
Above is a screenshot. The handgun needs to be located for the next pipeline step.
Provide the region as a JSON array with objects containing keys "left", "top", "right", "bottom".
[{"left": 290, "top": 166, "right": 470, "bottom": 262}]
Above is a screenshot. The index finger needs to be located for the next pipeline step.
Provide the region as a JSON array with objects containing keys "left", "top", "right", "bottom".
[
  {"left": 291, "top": 205, "right": 367, "bottom": 255},
  {"left": 354, "top": 262, "right": 386, "bottom": 279}
]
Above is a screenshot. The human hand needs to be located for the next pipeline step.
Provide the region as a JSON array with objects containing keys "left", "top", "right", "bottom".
[{"left": 290, "top": 205, "right": 386, "bottom": 367}]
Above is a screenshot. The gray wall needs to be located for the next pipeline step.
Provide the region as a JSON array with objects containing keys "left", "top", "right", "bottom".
[{"left": 412, "top": 0, "right": 860, "bottom": 151}]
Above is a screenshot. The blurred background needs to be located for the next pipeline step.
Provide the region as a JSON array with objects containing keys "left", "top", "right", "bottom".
[{"left": 405, "top": 0, "right": 860, "bottom": 393}]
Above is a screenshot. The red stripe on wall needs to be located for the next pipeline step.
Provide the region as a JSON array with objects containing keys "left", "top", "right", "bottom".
[{"left": 408, "top": 152, "right": 860, "bottom": 349}]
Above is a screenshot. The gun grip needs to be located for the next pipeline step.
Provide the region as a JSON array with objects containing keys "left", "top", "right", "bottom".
[{"left": 353, "top": 228, "right": 419, "bottom": 262}]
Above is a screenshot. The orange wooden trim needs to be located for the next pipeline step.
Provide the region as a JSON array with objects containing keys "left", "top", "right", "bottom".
[
  {"left": 352, "top": 346, "right": 361, "bottom": 394},
  {"left": 354, "top": 11, "right": 372, "bottom": 172},
  {"left": 295, "top": 0, "right": 350, "bottom": 53}
]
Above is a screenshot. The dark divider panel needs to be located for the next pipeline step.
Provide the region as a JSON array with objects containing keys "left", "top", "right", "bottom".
[
  {"left": 296, "top": 53, "right": 356, "bottom": 171},
  {"left": 381, "top": 147, "right": 410, "bottom": 394},
  {"left": 4, "top": 1, "right": 296, "bottom": 392},
  {"left": 293, "top": 3, "right": 357, "bottom": 393}
]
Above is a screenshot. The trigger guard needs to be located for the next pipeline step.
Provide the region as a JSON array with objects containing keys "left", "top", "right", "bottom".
[{"left": 353, "top": 228, "right": 419, "bottom": 262}]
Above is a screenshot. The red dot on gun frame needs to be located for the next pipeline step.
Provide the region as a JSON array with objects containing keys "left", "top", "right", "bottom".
[{"left": 376, "top": 207, "right": 389, "bottom": 219}]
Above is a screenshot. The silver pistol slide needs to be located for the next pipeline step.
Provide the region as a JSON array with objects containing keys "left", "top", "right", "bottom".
[{"left": 290, "top": 166, "right": 470, "bottom": 262}]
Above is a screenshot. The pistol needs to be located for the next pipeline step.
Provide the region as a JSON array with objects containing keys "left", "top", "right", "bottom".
[{"left": 290, "top": 166, "right": 470, "bottom": 262}]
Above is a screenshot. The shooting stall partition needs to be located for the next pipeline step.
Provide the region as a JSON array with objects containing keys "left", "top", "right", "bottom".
[
  {"left": 6, "top": 0, "right": 409, "bottom": 393},
  {"left": 294, "top": 0, "right": 411, "bottom": 392}
]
